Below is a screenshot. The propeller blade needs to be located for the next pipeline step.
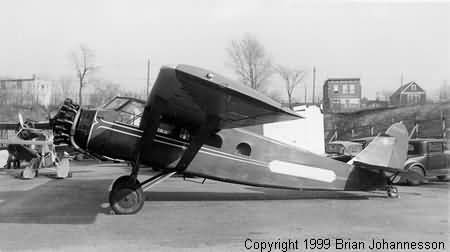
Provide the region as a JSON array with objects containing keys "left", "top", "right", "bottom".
[{"left": 18, "top": 113, "right": 25, "bottom": 128}]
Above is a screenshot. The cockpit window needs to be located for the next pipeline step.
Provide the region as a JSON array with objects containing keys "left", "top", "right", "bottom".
[
  {"left": 121, "top": 101, "right": 145, "bottom": 115},
  {"left": 103, "top": 98, "right": 129, "bottom": 110},
  {"left": 103, "top": 97, "right": 145, "bottom": 127}
]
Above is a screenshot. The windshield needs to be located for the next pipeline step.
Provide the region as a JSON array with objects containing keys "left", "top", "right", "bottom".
[
  {"left": 103, "top": 97, "right": 145, "bottom": 126},
  {"left": 103, "top": 98, "right": 130, "bottom": 110}
]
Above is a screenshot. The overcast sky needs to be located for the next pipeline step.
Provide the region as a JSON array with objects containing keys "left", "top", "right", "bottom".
[{"left": 0, "top": 0, "right": 448, "bottom": 100}]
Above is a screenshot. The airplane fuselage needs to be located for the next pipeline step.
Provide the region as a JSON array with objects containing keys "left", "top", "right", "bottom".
[{"left": 72, "top": 109, "right": 387, "bottom": 191}]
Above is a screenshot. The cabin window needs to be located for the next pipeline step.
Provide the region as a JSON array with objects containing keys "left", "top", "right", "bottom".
[
  {"left": 236, "top": 142, "right": 251, "bottom": 156},
  {"left": 205, "top": 134, "right": 223, "bottom": 148}
]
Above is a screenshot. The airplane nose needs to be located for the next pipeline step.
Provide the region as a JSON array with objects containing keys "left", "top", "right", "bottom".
[{"left": 52, "top": 98, "right": 80, "bottom": 145}]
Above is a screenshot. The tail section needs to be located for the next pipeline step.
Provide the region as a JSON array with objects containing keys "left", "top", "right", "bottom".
[{"left": 349, "top": 122, "right": 409, "bottom": 172}]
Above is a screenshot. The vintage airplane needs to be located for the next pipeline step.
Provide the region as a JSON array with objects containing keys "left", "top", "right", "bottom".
[{"left": 50, "top": 64, "right": 410, "bottom": 215}]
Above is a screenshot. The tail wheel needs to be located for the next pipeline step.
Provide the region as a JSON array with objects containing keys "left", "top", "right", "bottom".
[
  {"left": 109, "top": 176, "right": 144, "bottom": 215},
  {"left": 387, "top": 186, "right": 399, "bottom": 198},
  {"left": 407, "top": 166, "right": 424, "bottom": 186}
]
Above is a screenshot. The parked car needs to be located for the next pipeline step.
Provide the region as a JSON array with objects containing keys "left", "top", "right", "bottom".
[
  {"left": 325, "top": 141, "right": 363, "bottom": 163},
  {"left": 351, "top": 136, "right": 375, "bottom": 149},
  {"left": 401, "top": 138, "right": 450, "bottom": 185},
  {"left": 351, "top": 137, "right": 449, "bottom": 185}
]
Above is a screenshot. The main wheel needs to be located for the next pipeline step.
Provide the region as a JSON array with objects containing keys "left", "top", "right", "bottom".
[
  {"left": 407, "top": 166, "right": 424, "bottom": 186},
  {"left": 110, "top": 175, "right": 133, "bottom": 192},
  {"left": 109, "top": 176, "right": 144, "bottom": 215}
]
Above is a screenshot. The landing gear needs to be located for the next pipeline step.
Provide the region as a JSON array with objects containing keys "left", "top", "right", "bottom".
[
  {"left": 109, "top": 171, "right": 176, "bottom": 215},
  {"left": 386, "top": 185, "right": 399, "bottom": 198},
  {"left": 109, "top": 175, "right": 144, "bottom": 215}
]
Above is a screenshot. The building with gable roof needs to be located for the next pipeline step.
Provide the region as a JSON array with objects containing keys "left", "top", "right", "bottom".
[{"left": 390, "top": 81, "right": 426, "bottom": 106}]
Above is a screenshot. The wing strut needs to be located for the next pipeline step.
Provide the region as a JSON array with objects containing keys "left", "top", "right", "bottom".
[
  {"left": 174, "top": 115, "right": 220, "bottom": 172},
  {"left": 131, "top": 96, "right": 166, "bottom": 179}
]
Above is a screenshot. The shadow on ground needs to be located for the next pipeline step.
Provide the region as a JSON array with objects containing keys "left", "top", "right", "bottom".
[
  {"left": 144, "top": 187, "right": 384, "bottom": 201},
  {"left": 0, "top": 178, "right": 112, "bottom": 225}
]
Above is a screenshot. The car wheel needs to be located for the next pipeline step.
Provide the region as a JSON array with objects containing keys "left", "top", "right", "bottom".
[{"left": 407, "top": 166, "right": 424, "bottom": 186}]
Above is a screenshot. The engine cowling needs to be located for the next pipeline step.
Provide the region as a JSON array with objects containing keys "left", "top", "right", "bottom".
[{"left": 52, "top": 98, "right": 80, "bottom": 145}]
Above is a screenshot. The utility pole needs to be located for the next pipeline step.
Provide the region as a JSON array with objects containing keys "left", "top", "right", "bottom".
[
  {"left": 304, "top": 84, "right": 308, "bottom": 105},
  {"left": 400, "top": 73, "right": 404, "bottom": 87},
  {"left": 312, "top": 66, "right": 316, "bottom": 105},
  {"left": 146, "top": 59, "right": 151, "bottom": 96}
]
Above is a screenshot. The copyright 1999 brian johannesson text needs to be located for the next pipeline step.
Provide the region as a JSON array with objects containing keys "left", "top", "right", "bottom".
[{"left": 244, "top": 237, "right": 446, "bottom": 251}]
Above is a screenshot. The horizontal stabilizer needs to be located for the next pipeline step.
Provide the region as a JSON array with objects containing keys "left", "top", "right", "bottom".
[{"left": 350, "top": 122, "right": 409, "bottom": 172}]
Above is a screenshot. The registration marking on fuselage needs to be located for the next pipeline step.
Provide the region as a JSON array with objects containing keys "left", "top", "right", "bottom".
[{"left": 269, "top": 160, "right": 337, "bottom": 183}]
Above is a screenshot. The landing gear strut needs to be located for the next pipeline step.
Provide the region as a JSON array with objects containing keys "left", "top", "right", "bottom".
[
  {"left": 109, "top": 171, "right": 176, "bottom": 215},
  {"left": 385, "top": 173, "right": 400, "bottom": 198}
]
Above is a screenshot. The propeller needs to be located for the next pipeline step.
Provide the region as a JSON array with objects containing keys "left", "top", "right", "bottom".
[{"left": 18, "top": 113, "right": 25, "bottom": 129}]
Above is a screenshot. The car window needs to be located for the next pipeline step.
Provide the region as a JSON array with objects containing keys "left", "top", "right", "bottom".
[
  {"left": 326, "top": 144, "right": 344, "bottom": 154},
  {"left": 408, "top": 143, "right": 420, "bottom": 155},
  {"left": 428, "top": 142, "right": 443, "bottom": 153}
]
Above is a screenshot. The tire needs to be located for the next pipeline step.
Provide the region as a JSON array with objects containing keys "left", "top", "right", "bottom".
[
  {"left": 110, "top": 175, "right": 133, "bottom": 192},
  {"left": 387, "top": 186, "right": 399, "bottom": 198},
  {"left": 407, "top": 166, "right": 424, "bottom": 186},
  {"left": 109, "top": 176, "right": 144, "bottom": 215},
  {"left": 109, "top": 184, "right": 144, "bottom": 215}
]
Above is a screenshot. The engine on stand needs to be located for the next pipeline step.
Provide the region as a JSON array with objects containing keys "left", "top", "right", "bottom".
[{"left": 52, "top": 98, "right": 80, "bottom": 146}]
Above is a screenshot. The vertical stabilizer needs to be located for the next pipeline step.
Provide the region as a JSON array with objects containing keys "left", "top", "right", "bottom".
[{"left": 349, "top": 122, "right": 408, "bottom": 170}]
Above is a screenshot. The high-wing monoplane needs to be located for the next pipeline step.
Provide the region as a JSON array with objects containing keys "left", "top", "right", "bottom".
[{"left": 51, "top": 64, "right": 411, "bottom": 214}]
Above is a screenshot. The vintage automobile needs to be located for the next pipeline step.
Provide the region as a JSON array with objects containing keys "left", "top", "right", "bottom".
[
  {"left": 351, "top": 137, "right": 449, "bottom": 185},
  {"left": 325, "top": 141, "right": 363, "bottom": 163},
  {"left": 351, "top": 136, "right": 375, "bottom": 149},
  {"left": 402, "top": 138, "right": 450, "bottom": 185}
]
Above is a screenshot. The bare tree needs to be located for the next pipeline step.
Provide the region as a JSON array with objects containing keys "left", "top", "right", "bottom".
[
  {"left": 71, "top": 45, "right": 97, "bottom": 106},
  {"left": 226, "top": 34, "right": 272, "bottom": 90},
  {"left": 275, "top": 65, "right": 305, "bottom": 108}
]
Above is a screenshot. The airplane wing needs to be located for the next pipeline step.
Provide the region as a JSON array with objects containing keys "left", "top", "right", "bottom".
[
  {"left": 150, "top": 65, "right": 302, "bottom": 130},
  {"left": 0, "top": 137, "right": 51, "bottom": 146},
  {"left": 0, "top": 121, "right": 50, "bottom": 130},
  {"left": 0, "top": 122, "right": 18, "bottom": 130},
  {"left": 349, "top": 122, "right": 409, "bottom": 174}
]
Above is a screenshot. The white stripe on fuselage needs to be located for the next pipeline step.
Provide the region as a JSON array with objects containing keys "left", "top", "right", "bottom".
[{"left": 269, "top": 160, "right": 337, "bottom": 183}]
